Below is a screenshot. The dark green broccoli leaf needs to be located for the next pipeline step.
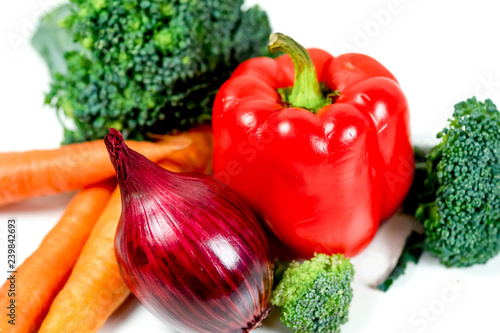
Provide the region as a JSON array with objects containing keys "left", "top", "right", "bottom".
[
  {"left": 377, "top": 231, "right": 426, "bottom": 292},
  {"left": 33, "top": 0, "right": 272, "bottom": 143},
  {"left": 402, "top": 146, "right": 431, "bottom": 215},
  {"left": 31, "top": 4, "right": 80, "bottom": 76}
]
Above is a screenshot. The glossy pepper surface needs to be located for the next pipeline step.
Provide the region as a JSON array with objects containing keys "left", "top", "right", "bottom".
[{"left": 212, "top": 33, "right": 414, "bottom": 257}]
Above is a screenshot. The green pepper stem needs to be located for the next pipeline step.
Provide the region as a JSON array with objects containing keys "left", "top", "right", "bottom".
[{"left": 268, "top": 33, "right": 326, "bottom": 111}]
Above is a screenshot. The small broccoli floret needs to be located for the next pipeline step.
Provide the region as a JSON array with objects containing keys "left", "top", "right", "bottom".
[
  {"left": 271, "top": 253, "right": 354, "bottom": 333},
  {"left": 34, "top": 0, "right": 271, "bottom": 143},
  {"left": 416, "top": 97, "right": 500, "bottom": 267}
]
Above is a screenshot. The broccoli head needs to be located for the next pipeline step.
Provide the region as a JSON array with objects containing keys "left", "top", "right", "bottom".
[
  {"left": 417, "top": 97, "right": 500, "bottom": 267},
  {"left": 37, "top": 0, "right": 271, "bottom": 143},
  {"left": 271, "top": 253, "right": 354, "bottom": 333}
]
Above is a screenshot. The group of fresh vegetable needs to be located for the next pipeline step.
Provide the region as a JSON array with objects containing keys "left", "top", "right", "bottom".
[
  {"left": 0, "top": 128, "right": 213, "bottom": 332},
  {"left": 1, "top": 0, "right": 499, "bottom": 332}
]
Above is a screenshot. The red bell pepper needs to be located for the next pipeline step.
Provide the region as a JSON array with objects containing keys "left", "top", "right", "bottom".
[{"left": 212, "top": 33, "right": 414, "bottom": 257}]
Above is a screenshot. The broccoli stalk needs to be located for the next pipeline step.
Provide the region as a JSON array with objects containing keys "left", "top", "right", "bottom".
[
  {"left": 379, "top": 97, "right": 500, "bottom": 291},
  {"left": 271, "top": 253, "right": 354, "bottom": 333},
  {"left": 33, "top": 0, "right": 272, "bottom": 143}
]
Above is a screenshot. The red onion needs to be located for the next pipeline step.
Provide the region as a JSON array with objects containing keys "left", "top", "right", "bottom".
[{"left": 104, "top": 129, "right": 274, "bottom": 333}]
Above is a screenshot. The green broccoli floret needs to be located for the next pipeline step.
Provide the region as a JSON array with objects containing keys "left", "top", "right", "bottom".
[
  {"left": 271, "top": 254, "right": 354, "bottom": 333},
  {"left": 379, "top": 97, "right": 500, "bottom": 291},
  {"left": 34, "top": 0, "right": 271, "bottom": 143},
  {"left": 417, "top": 97, "right": 500, "bottom": 267}
]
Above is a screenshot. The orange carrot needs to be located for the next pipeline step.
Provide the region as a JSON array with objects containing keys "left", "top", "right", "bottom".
[
  {"left": 0, "top": 137, "right": 189, "bottom": 207},
  {"left": 38, "top": 187, "right": 128, "bottom": 333},
  {"left": 157, "top": 125, "right": 213, "bottom": 174},
  {"left": 0, "top": 180, "right": 115, "bottom": 333}
]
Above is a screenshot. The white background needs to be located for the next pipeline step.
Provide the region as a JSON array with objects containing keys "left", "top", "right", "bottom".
[{"left": 1, "top": 0, "right": 500, "bottom": 332}]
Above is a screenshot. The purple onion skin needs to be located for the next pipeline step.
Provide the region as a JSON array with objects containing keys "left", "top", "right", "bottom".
[{"left": 105, "top": 129, "right": 274, "bottom": 333}]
